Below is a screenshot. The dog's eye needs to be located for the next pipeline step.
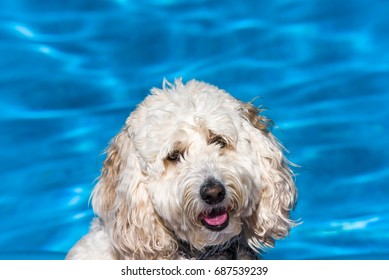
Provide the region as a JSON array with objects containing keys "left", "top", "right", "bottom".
[
  {"left": 167, "top": 151, "right": 181, "bottom": 162},
  {"left": 209, "top": 136, "right": 227, "bottom": 148}
]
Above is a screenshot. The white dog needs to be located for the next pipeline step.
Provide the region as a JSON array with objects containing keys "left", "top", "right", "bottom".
[{"left": 66, "top": 79, "right": 297, "bottom": 260}]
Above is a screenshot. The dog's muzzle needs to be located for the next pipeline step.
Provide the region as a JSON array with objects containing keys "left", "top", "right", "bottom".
[{"left": 199, "top": 178, "right": 229, "bottom": 231}]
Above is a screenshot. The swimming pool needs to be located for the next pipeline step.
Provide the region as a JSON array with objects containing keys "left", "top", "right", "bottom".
[{"left": 1, "top": 0, "right": 388, "bottom": 259}]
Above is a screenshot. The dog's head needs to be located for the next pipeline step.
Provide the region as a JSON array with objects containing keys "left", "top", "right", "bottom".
[{"left": 92, "top": 79, "right": 297, "bottom": 259}]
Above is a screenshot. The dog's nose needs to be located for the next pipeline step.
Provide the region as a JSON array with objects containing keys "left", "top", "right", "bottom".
[{"left": 200, "top": 179, "right": 226, "bottom": 205}]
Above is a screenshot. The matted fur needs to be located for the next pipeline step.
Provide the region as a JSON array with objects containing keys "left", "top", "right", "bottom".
[{"left": 66, "top": 79, "right": 297, "bottom": 260}]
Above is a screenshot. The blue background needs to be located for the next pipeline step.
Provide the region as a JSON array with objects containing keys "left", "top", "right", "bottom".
[{"left": 0, "top": 0, "right": 388, "bottom": 259}]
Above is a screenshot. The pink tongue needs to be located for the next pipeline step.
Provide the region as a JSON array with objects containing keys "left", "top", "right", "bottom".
[{"left": 203, "top": 211, "right": 228, "bottom": 226}]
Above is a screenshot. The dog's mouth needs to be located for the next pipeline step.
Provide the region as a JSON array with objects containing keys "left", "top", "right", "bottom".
[{"left": 200, "top": 207, "right": 229, "bottom": 231}]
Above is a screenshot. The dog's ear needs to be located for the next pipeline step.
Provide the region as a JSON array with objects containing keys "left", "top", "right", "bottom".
[
  {"left": 91, "top": 128, "right": 175, "bottom": 259},
  {"left": 240, "top": 102, "right": 297, "bottom": 251}
]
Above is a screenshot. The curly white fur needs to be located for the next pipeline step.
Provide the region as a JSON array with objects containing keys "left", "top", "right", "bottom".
[{"left": 66, "top": 79, "right": 297, "bottom": 260}]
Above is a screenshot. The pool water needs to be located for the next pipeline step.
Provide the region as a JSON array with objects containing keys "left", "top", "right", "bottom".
[{"left": 1, "top": 0, "right": 388, "bottom": 260}]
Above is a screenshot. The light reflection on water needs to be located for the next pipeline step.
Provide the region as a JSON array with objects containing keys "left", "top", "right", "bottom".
[{"left": 0, "top": 0, "right": 388, "bottom": 259}]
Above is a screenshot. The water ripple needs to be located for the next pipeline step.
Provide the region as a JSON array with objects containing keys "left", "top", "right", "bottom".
[{"left": 1, "top": 0, "right": 389, "bottom": 259}]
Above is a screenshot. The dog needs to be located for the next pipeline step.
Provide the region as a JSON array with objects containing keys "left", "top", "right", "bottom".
[{"left": 66, "top": 79, "right": 297, "bottom": 260}]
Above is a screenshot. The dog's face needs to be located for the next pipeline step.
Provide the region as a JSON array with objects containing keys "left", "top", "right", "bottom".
[
  {"left": 92, "top": 79, "right": 296, "bottom": 258},
  {"left": 129, "top": 81, "right": 266, "bottom": 249}
]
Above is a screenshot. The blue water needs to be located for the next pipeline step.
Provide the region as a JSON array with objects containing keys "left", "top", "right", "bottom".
[{"left": 1, "top": 0, "right": 388, "bottom": 260}]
